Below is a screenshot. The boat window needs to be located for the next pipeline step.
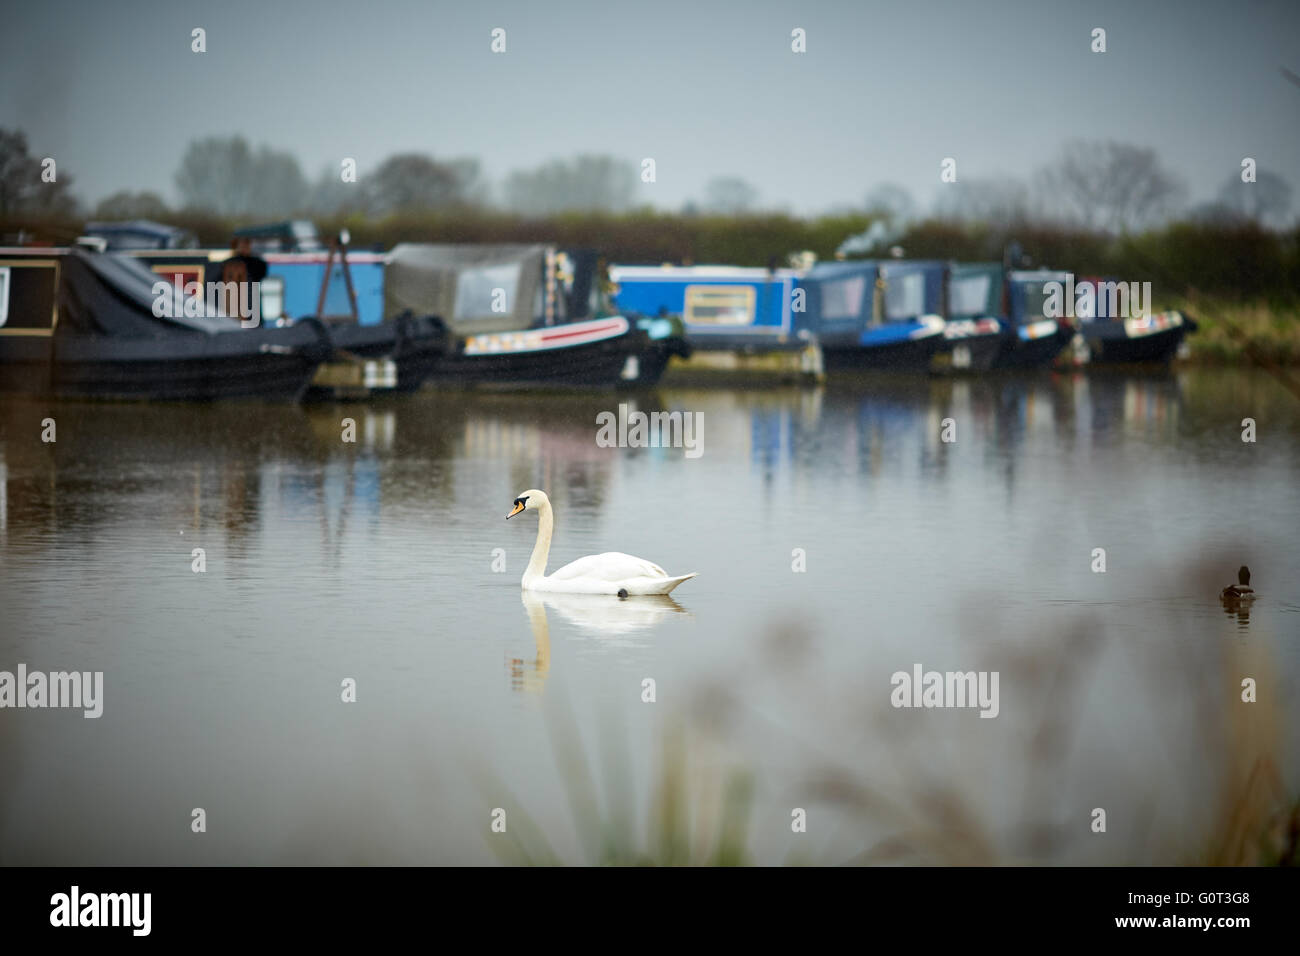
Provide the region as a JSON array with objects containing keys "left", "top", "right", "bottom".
[
  {"left": 683, "top": 286, "right": 755, "bottom": 325},
  {"left": 454, "top": 262, "right": 523, "bottom": 321},
  {"left": 884, "top": 272, "right": 926, "bottom": 319},
  {"left": 1020, "top": 282, "right": 1059, "bottom": 322},
  {"left": 260, "top": 276, "right": 284, "bottom": 321},
  {"left": 0, "top": 266, "right": 9, "bottom": 327},
  {"left": 819, "top": 275, "right": 867, "bottom": 320},
  {"left": 949, "top": 274, "right": 992, "bottom": 315}
]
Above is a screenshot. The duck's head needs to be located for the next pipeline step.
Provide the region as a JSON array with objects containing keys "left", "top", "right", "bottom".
[
  {"left": 1238, "top": 565, "right": 1251, "bottom": 586},
  {"left": 506, "top": 489, "right": 548, "bottom": 519}
]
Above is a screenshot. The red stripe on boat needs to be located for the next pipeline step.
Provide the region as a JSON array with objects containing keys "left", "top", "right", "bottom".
[{"left": 541, "top": 319, "right": 627, "bottom": 343}]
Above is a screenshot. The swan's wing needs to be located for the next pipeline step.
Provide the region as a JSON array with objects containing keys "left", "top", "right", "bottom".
[{"left": 548, "top": 551, "right": 669, "bottom": 582}]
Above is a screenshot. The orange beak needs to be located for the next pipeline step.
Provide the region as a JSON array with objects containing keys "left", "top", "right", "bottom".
[{"left": 506, "top": 501, "right": 525, "bottom": 519}]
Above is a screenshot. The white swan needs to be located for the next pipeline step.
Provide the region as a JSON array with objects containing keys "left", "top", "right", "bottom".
[{"left": 506, "top": 489, "right": 697, "bottom": 595}]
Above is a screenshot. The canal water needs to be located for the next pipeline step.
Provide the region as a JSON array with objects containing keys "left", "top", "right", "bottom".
[{"left": 1, "top": 368, "right": 1297, "bottom": 864}]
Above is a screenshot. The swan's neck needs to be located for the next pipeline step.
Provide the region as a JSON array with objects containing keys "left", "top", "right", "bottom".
[{"left": 524, "top": 502, "right": 553, "bottom": 584}]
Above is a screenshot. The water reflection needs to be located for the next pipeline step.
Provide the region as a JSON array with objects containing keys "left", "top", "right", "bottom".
[
  {"left": 2, "top": 369, "right": 1297, "bottom": 580},
  {"left": 3, "top": 370, "right": 1296, "bottom": 558},
  {"left": 1, "top": 366, "right": 1296, "bottom": 865},
  {"left": 511, "top": 591, "right": 552, "bottom": 694},
  {"left": 1221, "top": 594, "right": 1254, "bottom": 630},
  {"left": 511, "top": 590, "right": 689, "bottom": 693}
]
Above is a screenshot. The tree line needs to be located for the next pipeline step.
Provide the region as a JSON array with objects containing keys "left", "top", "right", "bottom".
[
  {"left": 1, "top": 127, "right": 1297, "bottom": 302},
  {"left": 2, "top": 127, "right": 1293, "bottom": 233}
]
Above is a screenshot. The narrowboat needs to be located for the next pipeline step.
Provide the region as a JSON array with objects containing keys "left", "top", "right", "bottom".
[
  {"left": 608, "top": 264, "right": 804, "bottom": 353},
  {"left": 942, "top": 262, "right": 1013, "bottom": 371},
  {"left": 121, "top": 222, "right": 446, "bottom": 394},
  {"left": 0, "top": 246, "right": 331, "bottom": 401},
  {"left": 798, "top": 260, "right": 947, "bottom": 373},
  {"left": 1073, "top": 276, "right": 1196, "bottom": 365},
  {"left": 383, "top": 243, "right": 657, "bottom": 389},
  {"left": 990, "top": 269, "right": 1076, "bottom": 370}
]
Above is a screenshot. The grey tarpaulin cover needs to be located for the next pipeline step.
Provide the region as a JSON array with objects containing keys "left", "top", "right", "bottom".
[
  {"left": 56, "top": 248, "right": 240, "bottom": 337},
  {"left": 383, "top": 243, "right": 545, "bottom": 335}
]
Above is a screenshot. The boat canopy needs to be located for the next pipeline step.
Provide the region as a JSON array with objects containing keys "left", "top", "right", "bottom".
[
  {"left": 877, "top": 261, "right": 944, "bottom": 320},
  {"left": 799, "top": 260, "right": 879, "bottom": 335},
  {"left": 383, "top": 243, "right": 546, "bottom": 335},
  {"left": 1007, "top": 269, "right": 1071, "bottom": 326},
  {"left": 947, "top": 263, "right": 1003, "bottom": 318},
  {"left": 56, "top": 248, "right": 240, "bottom": 337}
]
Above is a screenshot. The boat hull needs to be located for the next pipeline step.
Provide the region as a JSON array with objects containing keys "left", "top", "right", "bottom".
[
  {"left": 328, "top": 314, "right": 448, "bottom": 392},
  {"left": 935, "top": 320, "right": 1006, "bottom": 373},
  {"left": 42, "top": 323, "right": 332, "bottom": 401},
  {"left": 991, "top": 323, "right": 1075, "bottom": 370},
  {"left": 820, "top": 331, "right": 947, "bottom": 373},
  {"left": 427, "top": 317, "right": 645, "bottom": 389},
  {"left": 1082, "top": 315, "right": 1195, "bottom": 366},
  {"left": 622, "top": 334, "right": 691, "bottom": 388}
]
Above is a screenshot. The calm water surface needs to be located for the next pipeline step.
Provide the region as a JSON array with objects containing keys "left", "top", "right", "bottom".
[{"left": 1, "top": 368, "right": 1297, "bottom": 864}]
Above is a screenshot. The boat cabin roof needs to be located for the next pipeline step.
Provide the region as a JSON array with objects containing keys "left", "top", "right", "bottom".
[{"left": 83, "top": 220, "right": 198, "bottom": 251}]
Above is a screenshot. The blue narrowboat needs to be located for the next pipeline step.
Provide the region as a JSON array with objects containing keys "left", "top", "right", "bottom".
[
  {"left": 798, "top": 260, "right": 947, "bottom": 372},
  {"left": 997, "top": 270, "right": 1078, "bottom": 369},
  {"left": 608, "top": 264, "right": 804, "bottom": 352},
  {"left": 943, "top": 262, "right": 1014, "bottom": 371}
]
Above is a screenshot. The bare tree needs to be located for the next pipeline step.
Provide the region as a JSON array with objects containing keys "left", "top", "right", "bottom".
[
  {"left": 933, "top": 176, "right": 1031, "bottom": 226},
  {"left": 174, "top": 136, "right": 308, "bottom": 216},
  {"left": 92, "top": 190, "right": 171, "bottom": 220},
  {"left": 503, "top": 155, "right": 637, "bottom": 215},
  {"left": 701, "top": 176, "right": 759, "bottom": 214},
  {"left": 0, "top": 127, "right": 79, "bottom": 216},
  {"left": 363, "top": 153, "right": 481, "bottom": 215},
  {"left": 1037, "top": 140, "right": 1185, "bottom": 232},
  {"left": 1215, "top": 170, "right": 1293, "bottom": 228}
]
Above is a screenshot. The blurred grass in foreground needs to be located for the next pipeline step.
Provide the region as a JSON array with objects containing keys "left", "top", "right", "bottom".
[{"left": 477, "top": 552, "right": 1299, "bottom": 866}]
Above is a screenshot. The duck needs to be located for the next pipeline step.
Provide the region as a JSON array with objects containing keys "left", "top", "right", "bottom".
[
  {"left": 1221, "top": 565, "right": 1256, "bottom": 600},
  {"left": 506, "top": 489, "right": 697, "bottom": 595}
]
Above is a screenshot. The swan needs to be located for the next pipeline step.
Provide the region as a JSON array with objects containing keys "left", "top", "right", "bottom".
[{"left": 506, "top": 489, "right": 697, "bottom": 595}]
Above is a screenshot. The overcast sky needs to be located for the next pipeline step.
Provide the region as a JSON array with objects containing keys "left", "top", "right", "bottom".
[{"left": 3, "top": 0, "right": 1298, "bottom": 216}]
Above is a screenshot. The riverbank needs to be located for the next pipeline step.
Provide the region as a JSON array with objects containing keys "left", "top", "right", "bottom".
[{"left": 1167, "top": 298, "right": 1300, "bottom": 366}]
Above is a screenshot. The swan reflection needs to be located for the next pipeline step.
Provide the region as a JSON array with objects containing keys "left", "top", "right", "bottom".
[{"left": 510, "top": 590, "right": 690, "bottom": 694}]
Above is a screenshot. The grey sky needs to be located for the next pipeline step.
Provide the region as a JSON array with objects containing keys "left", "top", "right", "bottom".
[{"left": 3, "top": 0, "right": 1298, "bottom": 216}]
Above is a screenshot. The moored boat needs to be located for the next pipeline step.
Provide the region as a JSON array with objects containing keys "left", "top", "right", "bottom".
[
  {"left": 992, "top": 269, "right": 1076, "bottom": 370},
  {"left": 1074, "top": 276, "right": 1196, "bottom": 365},
  {"left": 383, "top": 243, "right": 655, "bottom": 390},
  {"left": 799, "top": 260, "right": 947, "bottom": 373},
  {"left": 609, "top": 263, "right": 803, "bottom": 353},
  {"left": 942, "top": 262, "right": 1013, "bottom": 371},
  {"left": 131, "top": 224, "right": 444, "bottom": 396},
  {"left": 0, "top": 247, "right": 331, "bottom": 401}
]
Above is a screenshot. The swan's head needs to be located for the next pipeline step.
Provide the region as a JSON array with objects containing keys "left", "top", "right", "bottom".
[
  {"left": 506, "top": 489, "right": 548, "bottom": 520},
  {"left": 1238, "top": 565, "right": 1251, "bottom": 586}
]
